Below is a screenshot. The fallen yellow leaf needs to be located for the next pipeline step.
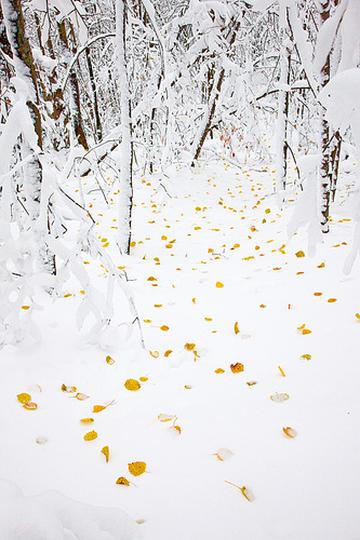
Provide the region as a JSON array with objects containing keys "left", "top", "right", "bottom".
[
  {"left": 124, "top": 379, "right": 141, "bottom": 391},
  {"left": 116, "top": 476, "right": 130, "bottom": 486},
  {"left": 101, "top": 446, "right": 110, "bottom": 463},
  {"left": 283, "top": 426, "right": 297, "bottom": 439},
  {"left": 230, "top": 362, "right": 244, "bottom": 373},
  {"left": 128, "top": 461, "right": 146, "bottom": 476},
  {"left": 234, "top": 321, "right": 240, "bottom": 335},
  {"left": 17, "top": 393, "right": 31, "bottom": 404},
  {"left": 84, "top": 430, "right": 98, "bottom": 441}
]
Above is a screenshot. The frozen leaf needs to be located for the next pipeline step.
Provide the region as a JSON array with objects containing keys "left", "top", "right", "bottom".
[
  {"left": 74, "top": 393, "right": 90, "bottom": 401},
  {"left": 270, "top": 392, "right": 289, "bottom": 403},
  {"left": 84, "top": 430, "right": 98, "bottom": 441},
  {"left": 234, "top": 322, "right": 240, "bottom": 335},
  {"left": 80, "top": 417, "right": 94, "bottom": 424},
  {"left": 213, "top": 448, "right": 234, "bottom": 461},
  {"left": 230, "top": 362, "right": 244, "bottom": 373},
  {"left": 101, "top": 446, "right": 110, "bottom": 463},
  {"left": 128, "top": 461, "right": 146, "bottom": 476},
  {"left": 23, "top": 402, "right": 38, "bottom": 410},
  {"left": 124, "top": 379, "right": 141, "bottom": 391},
  {"left": 61, "top": 384, "right": 77, "bottom": 393},
  {"left": 106, "top": 355, "right": 115, "bottom": 365},
  {"left": 17, "top": 393, "right": 31, "bottom": 404},
  {"left": 116, "top": 477, "right": 130, "bottom": 486},
  {"left": 283, "top": 426, "right": 297, "bottom": 439},
  {"left": 35, "top": 436, "right": 47, "bottom": 445}
]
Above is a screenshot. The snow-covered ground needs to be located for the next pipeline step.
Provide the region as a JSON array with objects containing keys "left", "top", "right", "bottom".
[{"left": 1, "top": 163, "right": 360, "bottom": 539}]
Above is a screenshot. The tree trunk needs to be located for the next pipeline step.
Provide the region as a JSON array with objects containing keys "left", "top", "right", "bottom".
[
  {"left": 116, "top": 0, "right": 133, "bottom": 255},
  {"left": 319, "top": 0, "right": 331, "bottom": 233}
]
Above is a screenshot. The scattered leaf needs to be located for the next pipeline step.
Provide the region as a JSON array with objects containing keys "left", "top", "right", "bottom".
[
  {"left": 160, "top": 325, "right": 169, "bottom": 331},
  {"left": 80, "top": 417, "right": 94, "bottom": 424},
  {"left": 173, "top": 425, "right": 181, "bottom": 434},
  {"left": 270, "top": 392, "right": 289, "bottom": 403},
  {"left": 149, "top": 350, "right": 159, "bottom": 358},
  {"left": 215, "top": 368, "right": 225, "bottom": 374},
  {"left": 278, "top": 365, "right": 286, "bottom": 377},
  {"left": 101, "top": 446, "right": 110, "bottom": 463},
  {"left": 230, "top": 362, "right": 244, "bottom": 373},
  {"left": 283, "top": 426, "right": 297, "bottom": 439},
  {"left": 93, "top": 405, "right": 107, "bottom": 413},
  {"left": 124, "top": 379, "right": 141, "bottom": 391},
  {"left": 106, "top": 355, "right": 115, "bottom": 365},
  {"left": 327, "top": 298, "right": 337, "bottom": 303},
  {"left": 61, "top": 384, "right": 77, "bottom": 393},
  {"left": 213, "top": 448, "right": 234, "bottom": 461},
  {"left": 116, "top": 476, "right": 130, "bottom": 486},
  {"left": 234, "top": 321, "right": 240, "bottom": 335},
  {"left": 74, "top": 393, "right": 90, "bottom": 401},
  {"left": 225, "top": 481, "right": 254, "bottom": 502},
  {"left": 215, "top": 281, "right": 224, "bottom": 288},
  {"left": 295, "top": 250, "right": 305, "bottom": 257},
  {"left": 128, "top": 461, "right": 146, "bottom": 476},
  {"left": 84, "top": 430, "right": 98, "bottom": 441},
  {"left": 184, "top": 343, "right": 196, "bottom": 351},
  {"left": 301, "top": 353, "right": 312, "bottom": 361},
  {"left": 23, "top": 402, "right": 38, "bottom": 410},
  {"left": 17, "top": 393, "right": 31, "bottom": 404},
  {"left": 164, "top": 349, "right": 173, "bottom": 357}
]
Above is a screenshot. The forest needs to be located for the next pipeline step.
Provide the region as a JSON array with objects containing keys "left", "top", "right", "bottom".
[{"left": 0, "top": 0, "right": 360, "bottom": 538}]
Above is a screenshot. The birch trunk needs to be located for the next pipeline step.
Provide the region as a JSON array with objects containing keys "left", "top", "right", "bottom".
[{"left": 116, "top": 0, "right": 133, "bottom": 255}]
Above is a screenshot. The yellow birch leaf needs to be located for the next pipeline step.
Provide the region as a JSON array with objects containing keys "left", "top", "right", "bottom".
[
  {"left": 84, "top": 430, "right": 98, "bottom": 441},
  {"left": 160, "top": 325, "right": 169, "bottom": 331},
  {"left": 230, "top": 362, "right": 244, "bottom": 373},
  {"left": 164, "top": 349, "right": 173, "bottom": 357},
  {"left": 128, "top": 461, "right": 146, "bottom": 476},
  {"left": 21, "top": 305, "right": 30, "bottom": 310},
  {"left": 246, "top": 381, "right": 257, "bottom": 386},
  {"left": 234, "top": 321, "right": 240, "bottom": 335},
  {"left": 106, "top": 355, "right": 115, "bottom": 365},
  {"left": 301, "top": 353, "right": 312, "bottom": 360},
  {"left": 116, "top": 476, "right": 130, "bottom": 486},
  {"left": 215, "top": 368, "right": 225, "bottom": 374},
  {"left": 124, "top": 379, "right": 141, "bottom": 391},
  {"left": 173, "top": 425, "right": 181, "bottom": 434},
  {"left": 301, "top": 328, "right": 312, "bottom": 335},
  {"left": 17, "top": 393, "right": 31, "bottom": 404},
  {"left": 327, "top": 298, "right": 337, "bottom": 303},
  {"left": 139, "top": 376, "right": 148, "bottom": 382},
  {"left": 80, "top": 418, "right": 94, "bottom": 424},
  {"left": 215, "top": 281, "right": 224, "bottom": 288},
  {"left": 184, "top": 343, "right": 196, "bottom": 351},
  {"left": 283, "top": 426, "right": 297, "bottom": 439},
  {"left": 93, "top": 405, "right": 107, "bottom": 413},
  {"left": 355, "top": 313, "right": 360, "bottom": 320},
  {"left": 101, "top": 446, "right": 110, "bottom": 463},
  {"left": 295, "top": 250, "right": 305, "bottom": 257}
]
